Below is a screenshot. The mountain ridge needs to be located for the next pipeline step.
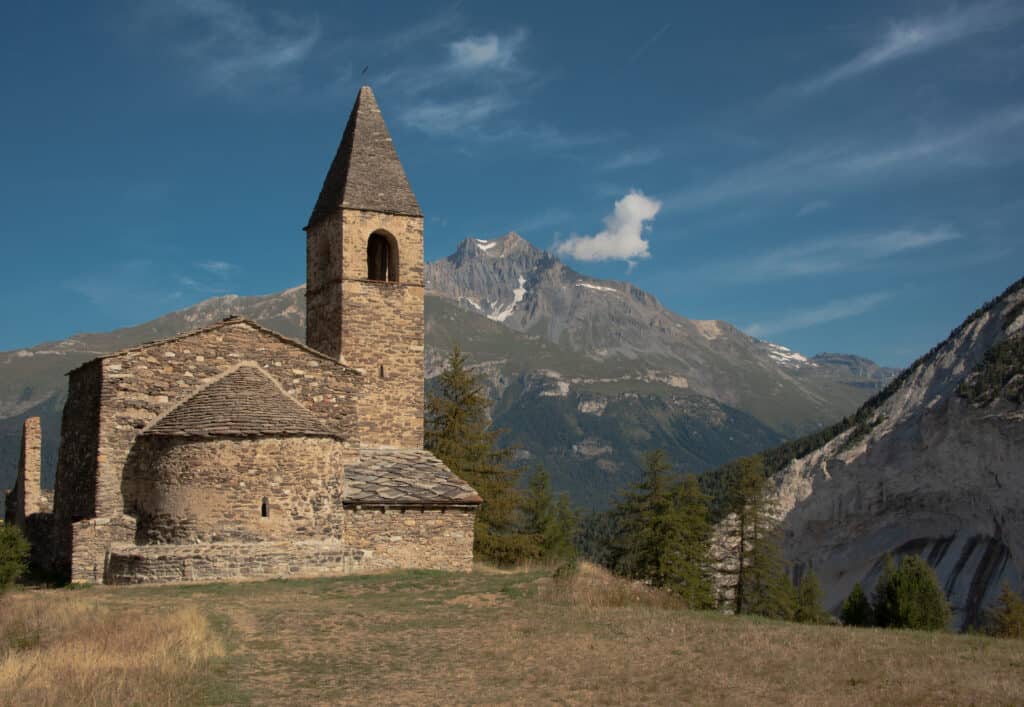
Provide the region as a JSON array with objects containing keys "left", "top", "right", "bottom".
[{"left": 1, "top": 234, "right": 896, "bottom": 510}]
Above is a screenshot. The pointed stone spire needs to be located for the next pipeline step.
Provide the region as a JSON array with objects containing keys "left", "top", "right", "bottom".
[{"left": 306, "top": 85, "right": 422, "bottom": 227}]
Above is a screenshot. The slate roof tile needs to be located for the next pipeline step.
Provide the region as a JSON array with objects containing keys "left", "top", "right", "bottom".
[
  {"left": 143, "top": 363, "right": 342, "bottom": 439},
  {"left": 307, "top": 85, "right": 422, "bottom": 226},
  {"left": 343, "top": 448, "right": 482, "bottom": 506}
]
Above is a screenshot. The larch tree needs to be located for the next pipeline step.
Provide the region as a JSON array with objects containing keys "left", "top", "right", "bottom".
[
  {"left": 840, "top": 582, "right": 874, "bottom": 626},
  {"left": 425, "top": 346, "right": 532, "bottom": 565},
  {"left": 728, "top": 455, "right": 793, "bottom": 618},
  {"left": 663, "top": 474, "right": 715, "bottom": 609},
  {"left": 520, "top": 467, "right": 578, "bottom": 564}
]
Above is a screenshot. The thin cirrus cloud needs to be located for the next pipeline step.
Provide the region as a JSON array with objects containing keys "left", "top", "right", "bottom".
[
  {"left": 729, "top": 227, "right": 961, "bottom": 282},
  {"left": 197, "top": 260, "right": 236, "bottom": 274},
  {"left": 137, "top": 0, "right": 320, "bottom": 89},
  {"left": 400, "top": 95, "right": 513, "bottom": 135},
  {"left": 745, "top": 292, "right": 892, "bottom": 337},
  {"left": 792, "top": 1, "right": 1024, "bottom": 95},
  {"left": 449, "top": 29, "right": 527, "bottom": 70},
  {"left": 665, "top": 104, "right": 1024, "bottom": 212},
  {"left": 603, "top": 147, "right": 664, "bottom": 171},
  {"left": 555, "top": 190, "right": 662, "bottom": 263}
]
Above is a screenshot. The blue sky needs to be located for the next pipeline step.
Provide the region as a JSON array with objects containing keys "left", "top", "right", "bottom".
[{"left": 1, "top": 1, "right": 1022, "bottom": 367}]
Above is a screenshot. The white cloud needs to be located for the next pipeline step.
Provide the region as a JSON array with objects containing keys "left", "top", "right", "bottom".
[
  {"left": 746, "top": 292, "right": 892, "bottom": 337},
  {"left": 793, "top": 2, "right": 1024, "bottom": 95},
  {"left": 401, "top": 95, "right": 512, "bottom": 135},
  {"left": 734, "top": 227, "right": 961, "bottom": 281},
  {"left": 555, "top": 191, "right": 661, "bottom": 263},
  {"left": 197, "top": 260, "right": 236, "bottom": 274},
  {"left": 140, "top": 0, "right": 320, "bottom": 89},
  {"left": 666, "top": 105, "right": 1024, "bottom": 212},
  {"left": 603, "top": 147, "right": 663, "bottom": 171},
  {"left": 449, "top": 29, "right": 526, "bottom": 70}
]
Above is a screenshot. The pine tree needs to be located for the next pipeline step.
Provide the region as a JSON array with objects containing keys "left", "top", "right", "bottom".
[
  {"left": 425, "top": 346, "right": 531, "bottom": 564},
  {"left": 872, "top": 554, "right": 950, "bottom": 630},
  {"left": 840, "top": 582, "right": 874, "bottom": 626},
  {"left": 892, "top": 555, "right": 951, "bottom": 631},
  {"left": 872, "top": 554, "right": 899, "bottom": 628},
  {"left": 520, "top": 468, "right": 578, "bottom": 563},
  {"left": 728, "top": 455, "right": 792, "bottom": 618},
  {"left": 0, "top": 525, "right": 30, "bottom": 590},
  {"left": 611, "top": 449, "right": 677, "bottom": 583},
  {"left": 986, "top": 583, "right": 1024, "bottom": 639},
  {"left": 793, "top": 570, "right": 827, "bottom": 624},
  {"left": 663, "top": 475, "right": 715, "bottom": 609}
]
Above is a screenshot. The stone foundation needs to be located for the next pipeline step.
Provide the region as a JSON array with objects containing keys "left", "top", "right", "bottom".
[{"left": 106, "top": 539, "right": 367, "bottom": 584}]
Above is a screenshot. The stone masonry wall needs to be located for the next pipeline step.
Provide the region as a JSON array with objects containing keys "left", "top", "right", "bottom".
[
  {"left": 91, "top": 321, "right": 361, "bottom": 521},
  {"left": 105, "top": 540, "right": 366, "bottom": 584},
  {"left": 52, "top": 361, "right": 102, "bottom": 576},
  {"left": 344, "top": 506, "right": 475, "bottom": 572},
  {"left": 14, "top": 417, "right": 42, "bottom": 527},
  {"left": 305, "top": 209, "right": 425, "bottom": 448},
  {"left": 71, "top": 515, "right": 137, "bottom": 583},
  {"left": 123, "top": 436, "right": 350, "bottom": 544}
]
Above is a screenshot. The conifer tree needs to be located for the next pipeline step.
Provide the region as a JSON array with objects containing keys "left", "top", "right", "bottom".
[
  {"left": 892, "top": 555, "right": 951, "bottom": 631},
  {"left": 986, "top": 583, "right": 1024, "bottom": 639},
  {"left": 0, "top": 525, "right": 30, "bottom": 590},
  {"left": 663, "top": 475, "right": 715, "bottom": 609},
  {"left": 520, "top": 467, "right": 578, "bottom": 563},
  {"left": 872, "top": 554, "right": 899, "bottom": 628},
  {"left": 727, "top": 455, "right": 792, "bottom": 618},
  {"left": 840, "top": 582, "right": 874, "bottom": 626},
  {"left": 872, "top": 554, "right": 950, "bottom": 630},
  {"left": 611, "top": 449, "right": 677, "bottom": 583},
  {"left": 425, "top": 346, "right": 531, "bottom": 564},
  {"left": 793, "top": 570, "right": 827, "bottom": 623}
]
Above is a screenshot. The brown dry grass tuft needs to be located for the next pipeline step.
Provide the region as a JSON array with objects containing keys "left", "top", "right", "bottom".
[
  {"left": 0, "top": 591, "right": 224, "bottom": 707},
  {"left": 544, "top": 560, "right": 689, "bottom": 611}
]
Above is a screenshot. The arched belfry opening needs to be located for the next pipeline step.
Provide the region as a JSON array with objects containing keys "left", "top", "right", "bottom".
[{"left": 367, "top": 231, "right": 399, "bottom": 282}]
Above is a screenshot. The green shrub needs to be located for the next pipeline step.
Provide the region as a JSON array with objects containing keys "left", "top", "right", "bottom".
[{"left": 0, "top": 524, "right": 31, "bottom": 590}]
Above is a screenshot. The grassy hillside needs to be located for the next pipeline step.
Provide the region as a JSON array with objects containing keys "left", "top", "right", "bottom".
[{"left": 3, "top": 566, "right": 1021, "bottom": 705}]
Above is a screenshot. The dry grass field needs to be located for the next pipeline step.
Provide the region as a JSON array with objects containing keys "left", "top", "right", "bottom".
[{"left": 2, "top": 563, "right": 1022, "bottom": 706}]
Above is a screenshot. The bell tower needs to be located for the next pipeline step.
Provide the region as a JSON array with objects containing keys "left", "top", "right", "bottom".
[{"left": 305, "top": 86, "right": 425, "bottom": 448}]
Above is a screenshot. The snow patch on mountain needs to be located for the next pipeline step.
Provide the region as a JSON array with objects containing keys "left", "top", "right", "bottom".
[
  {"left": 575, "top": 282, "right": 619, "bottom": 294},
  {"left": 475, "top": 239, "right": 496, "bottom": 252},
  {"left": 765, "top": 342, "right": 814, "bottom": 367},
  {"left": 488, "top": 276, "right": 527, "bottom": 323}
]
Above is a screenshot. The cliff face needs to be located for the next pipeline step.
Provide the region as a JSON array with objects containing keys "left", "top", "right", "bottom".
[{"left": 772, "top": 279, "right": 1024, "bottom": 629}]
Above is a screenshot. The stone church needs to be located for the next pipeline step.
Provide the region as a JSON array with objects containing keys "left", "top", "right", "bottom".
[{"left": 6, "top": 86, "right": 481, "bottom": 585}]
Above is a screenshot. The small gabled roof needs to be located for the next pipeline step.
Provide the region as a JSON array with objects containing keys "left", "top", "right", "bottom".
[
  {"left": 143, "top": 363, "right": 342, "bottom": 439},
  {"left": 306, "top": 85, "right": 422, "bottom": 227},
  {"left": 343, "top": 448, "right": 482, "bottom": 507}
]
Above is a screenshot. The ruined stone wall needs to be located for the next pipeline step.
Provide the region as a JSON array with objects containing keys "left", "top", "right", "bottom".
[
  {"left": 71, "top": 515, "right": 137, "bottom": 583},
  {"left": 305, "top": 209, "right": 425, "bottom": 448},
  {"left": 91, "top": 322, "right": 361, "bottom": 521},
  {"left": 123, "top": 436, "right": 350, "bottom": 544},
  {"left": 344, "top": 506, "right": 475, "bottom": 572},
  {"left": 52, "top": 361, "right": 102, "bottom": 576},
  {"left": 14, "top": 417, "right": 42, "bottom": 527}
]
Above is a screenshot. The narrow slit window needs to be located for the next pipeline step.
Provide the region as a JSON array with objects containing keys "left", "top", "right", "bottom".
[
  {"left": 261, "top": 497, "right": 269, "bottom": 518},
  {"left": 379, "top": 364, "right": 385, "bottom": 378}
]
